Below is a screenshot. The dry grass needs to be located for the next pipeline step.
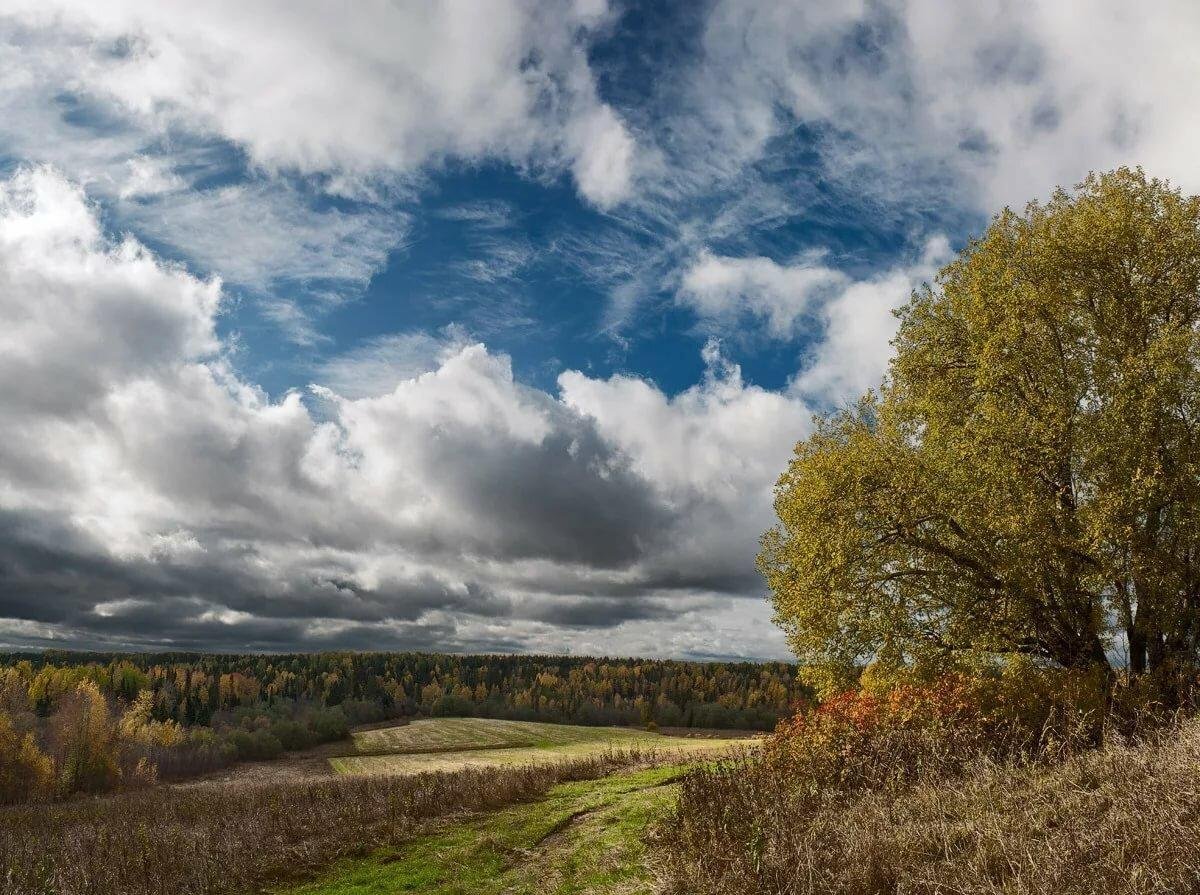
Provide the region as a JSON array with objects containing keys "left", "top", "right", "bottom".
[
  {"left": 350, "top": 717, "right": 659, "bottom": 755},
  {"left": 332, "top": 734, "right": 752, "bottom": 776},
  {"left": 652, "top": 718, "right": 1200, "bottom": 894},
  {"left": 0, "top": 748, "right": 652, "bottom": 895}
]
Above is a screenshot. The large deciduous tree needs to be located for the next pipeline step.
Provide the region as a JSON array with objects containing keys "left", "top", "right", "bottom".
[{"left": 762, "top": 169, "right": 1200, "bottom": 688}]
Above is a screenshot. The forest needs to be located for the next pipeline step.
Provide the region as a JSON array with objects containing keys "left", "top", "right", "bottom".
[{"left": 0, "top": 650, "right": 803, "bottom": 801}]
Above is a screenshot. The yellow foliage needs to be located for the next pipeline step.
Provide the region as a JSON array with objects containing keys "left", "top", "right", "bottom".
[
  {"left": 120, "top": 690, "right": 183, "bottom": 747},
  {"left": 54, "top": 679, "right": 122, "bottom": 796},
  {"left": 0, "top": 710, "right": 53, "bottom": 803},
  {"left": 763, "top": 168, "right": 1200, "bottom": 684}
]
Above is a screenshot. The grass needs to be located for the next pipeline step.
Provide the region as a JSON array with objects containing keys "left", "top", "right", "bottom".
[
  {"left": 279, "top": 765, "right": 687, "bottom": 895},
  {"left": 352, "top": 717, "right": 658, "bottom": 755},
  {"left": 0, "top": 750, "right": 650, "bottom": 895},
  {"left": 333, "top": 717, "right": 755, "bottom": 776},
  {"left": 652, "top": 716, "right": 1200, "bottom": 895}
]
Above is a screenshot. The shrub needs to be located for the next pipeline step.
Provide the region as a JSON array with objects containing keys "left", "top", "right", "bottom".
[
  {"left": 307, "top": 707, "right": 349, "bottom": 742},
  {"left": 269, "top": 720, "right": 315, "bottom": 751},
  {"left": 763, "top": 663, "right": 1116, "bottom": 793},
  {"left": 226, "top": 729, "right": 283, "bottom": 761}
]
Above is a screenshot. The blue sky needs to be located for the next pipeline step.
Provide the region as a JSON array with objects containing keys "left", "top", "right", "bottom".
[{"left": 0, "top": 0, "right": 1197, "bottom": 659}]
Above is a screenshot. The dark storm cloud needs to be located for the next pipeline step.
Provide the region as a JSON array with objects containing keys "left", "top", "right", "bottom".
[{"left": 424, "top": 418, "right": 673, "bottom": 568}]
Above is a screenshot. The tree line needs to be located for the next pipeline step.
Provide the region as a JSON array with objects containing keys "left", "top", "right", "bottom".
[
  {"left": 5, "top": 650, "right": 804, "bottom": 730},
  {"left": 0, "top": 650, "right": 804, "bottom": 802}
]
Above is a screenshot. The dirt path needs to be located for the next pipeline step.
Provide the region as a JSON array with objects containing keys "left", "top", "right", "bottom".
[{"left": 278, "top": 763, "right": 688, "bottom": 894}]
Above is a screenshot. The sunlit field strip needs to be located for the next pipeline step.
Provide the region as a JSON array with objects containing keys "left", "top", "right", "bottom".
[
  {"left": 351, "top": 717, "right": 659, "bottom": 755},
  {"left": 330, "top": 736, "right": 753, "bottom": 776}
]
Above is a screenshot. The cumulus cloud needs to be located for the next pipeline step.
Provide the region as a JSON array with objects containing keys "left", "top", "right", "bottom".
[
  {"left": 792, "top": 236, "right": 951, "bottom": 402},
  {"left": 0, "top": 167, "right": 803, "bottom": 657},
  {"left": 560, "top": 340, "right": 813, "bottom": 591},
  {"left": 678, "top": 249, "right": 848, "bottom": 337},
  {"left": 0, "top": 0, "right": 637, "bottom": 208},
  {"left": 675, "top": 236, "right": 950, "bottom": 403}
]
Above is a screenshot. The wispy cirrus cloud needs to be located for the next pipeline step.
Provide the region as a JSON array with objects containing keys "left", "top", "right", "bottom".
[{"left": 682, "top": 0, "right": 1200, "bottom": 211}]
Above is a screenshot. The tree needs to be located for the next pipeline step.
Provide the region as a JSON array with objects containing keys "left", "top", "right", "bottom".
[
  {"left": 50, "top": 679, "right": 121, "bottom": 795},
  {"left": 762, "top": 169, "right": 1200, "bottom": 690},
  {"left": 0, "top": 710, "right": 52, "bottom": 803}
]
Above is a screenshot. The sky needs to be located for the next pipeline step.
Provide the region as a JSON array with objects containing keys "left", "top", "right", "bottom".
[{"left": 1, "top": 0, "right": 1199, "bottom": 660}]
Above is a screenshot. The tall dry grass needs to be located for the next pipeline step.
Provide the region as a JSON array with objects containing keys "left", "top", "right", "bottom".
[
  {"left": 652, "top": 718, "right": 1200, "bottom": 894},
  {"left": 0, "top": 748, "right": 651, "bottom": 895}
]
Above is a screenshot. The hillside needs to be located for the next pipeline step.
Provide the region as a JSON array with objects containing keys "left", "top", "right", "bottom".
[{"left": 654, "top": 715, "right": 1200, "bottom": 894}]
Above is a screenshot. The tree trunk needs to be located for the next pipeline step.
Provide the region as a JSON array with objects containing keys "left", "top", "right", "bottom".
[{"left": 1128, "top": 626, "right": 1147, "bottom": 676}]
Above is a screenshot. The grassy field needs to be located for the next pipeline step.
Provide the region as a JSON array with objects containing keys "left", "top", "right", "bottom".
[
  {"left": 331, "top": 717, "right": 754, "bottom": 776},
  {"left": 351, "top": 717, "right": 660, "bottom": 755},
  {"left": 331, "top": 736, "right": 744, "bottom": 775},
  {"left": 279, "top": 764, "right": 687, "bottom": 895}
]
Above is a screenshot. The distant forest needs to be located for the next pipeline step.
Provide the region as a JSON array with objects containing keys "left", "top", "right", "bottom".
[{"left": 3, "top": 651, "right": 806, "bottom": 731}]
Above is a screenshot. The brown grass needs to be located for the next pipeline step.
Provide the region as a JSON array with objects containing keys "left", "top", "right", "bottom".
[
  {"left": 651, "top": 718, "right": 1200, "bottom": 894},
  {"left": 0, "top": 748, "right": 652, "bottom": 895}
]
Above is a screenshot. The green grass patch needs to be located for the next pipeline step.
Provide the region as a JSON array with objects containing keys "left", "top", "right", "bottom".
[{"left": 278, "top": 765, "right": 686, "bottom": 895}]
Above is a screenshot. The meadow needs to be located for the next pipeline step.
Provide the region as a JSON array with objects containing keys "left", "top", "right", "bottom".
[
  {"left": 289, "top": 719, "right": 754, "bottom": 894},
  {"left": 332, "top": 717, "right": 748, "bottom": 775},
  {"left": 0, "top": 717, "right": 751, "bottom": 895}
]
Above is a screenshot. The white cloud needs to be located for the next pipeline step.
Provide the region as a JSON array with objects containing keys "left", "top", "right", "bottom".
[
  {"left": 567, "top": 105, "right": 637, "bottom": 210},
  {"left": 258, "top": 298, "right": 329, "bottom": 349},
  {"left": 0, "top": 166, "right": 221, "bottom": 417},
  {"left": 1, "top": 0, "right": 636, "bottom": 208},
  {"left": 0, "top": 16, "right": 411, "bottom": 328},
  {"left": 560, "top": 341, "right": 813, "bottom": 589},
  {"left": 561, "top": 341, "right": 809, "bottom": 498},
  {"left": 314, "top": 328, "right": 470, "bottom": 400},
  {"left": 678, "top": 249, "right": 847, "bottom": 336},
  {"left": 121, "top": 181, "right": 408, "bottom": 297},
  {"left": 675, "top": 236, "right": 950, "bottom": 403},
  {"left": 792, "top": 235, "right": 951, "bottom": 402},
  {"left": 118, "top": 155, "right": 185, "bottom": 201},
  {"left": 0, "top": 167, "right": 796, "bottom": 657},
  {"left": 691, "top": 0, "right": 1200, "bottom": 210}
]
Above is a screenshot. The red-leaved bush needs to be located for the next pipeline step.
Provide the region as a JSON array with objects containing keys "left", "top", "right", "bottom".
[{"left": 762, "top": 663, "right": 1116, "bottom": 790}]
